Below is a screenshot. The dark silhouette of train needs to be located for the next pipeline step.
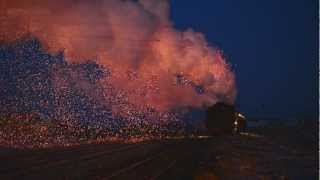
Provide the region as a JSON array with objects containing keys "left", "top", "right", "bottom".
[{"left": 205, "top": 102, "right": 246, "bottom": 135}]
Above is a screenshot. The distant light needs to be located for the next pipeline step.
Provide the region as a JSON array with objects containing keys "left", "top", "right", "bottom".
[
  {"left": 234, "top": 120, "right": 238, "bottom": 125},
  {"left": 240, "top": 132, "right": 263, "bottom": 138},
  {"left": 197, "top": 135, "right": 211, "bottom": 139}
]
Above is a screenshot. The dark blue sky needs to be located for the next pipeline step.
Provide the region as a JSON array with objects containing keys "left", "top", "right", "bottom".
[{"left": 170, "top": 1, "right": 318, "bottom": 119}]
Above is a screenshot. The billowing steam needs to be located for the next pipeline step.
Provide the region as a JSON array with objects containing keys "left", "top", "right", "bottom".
[{"left": 1, "top": 0, "right": 236, "bottom": 121}]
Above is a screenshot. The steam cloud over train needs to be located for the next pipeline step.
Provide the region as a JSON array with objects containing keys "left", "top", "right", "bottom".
[{"left": 0, "top": 0, "right": 238, "bottom": 147}]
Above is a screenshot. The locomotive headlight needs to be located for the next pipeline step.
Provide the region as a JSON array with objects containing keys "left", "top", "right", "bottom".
[
  {"left": 234, "top": 120, "right": 238, "bottom": 125},
  {"left": 237, "top": 113, "right": 245, "bottom": 119}
]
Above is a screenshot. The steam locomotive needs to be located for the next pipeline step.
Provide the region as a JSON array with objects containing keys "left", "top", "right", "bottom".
[{"left": 205, "top": 102, "right": 246, "bottom": 135}]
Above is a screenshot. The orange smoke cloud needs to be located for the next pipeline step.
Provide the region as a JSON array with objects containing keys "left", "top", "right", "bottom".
[{"left": 1, "top": 0, "right": 236, "bottom": 113}]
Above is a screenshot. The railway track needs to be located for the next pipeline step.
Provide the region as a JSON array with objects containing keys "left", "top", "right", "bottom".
[
  {"left": 0, "top": 143, "right": 130, "bottom": 172},
  {"left": 0, "top": 138, "right": 213, "bottom": 180},
  {"left": 1, "top": 142, "right": 162, "bottom": 179},
  {"left": 103, "top": 147, "right": 178, "bottom": 180},
  {"left": 3, "top": 144, "right": 138, "bottom": 178},
  {"left": 100, "top": 139, "right": 212, "bottom": 180}
]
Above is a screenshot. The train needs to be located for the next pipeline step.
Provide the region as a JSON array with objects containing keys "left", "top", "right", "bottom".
[{"left": 205, "top": 102, "right": 246, "bottom": 135}]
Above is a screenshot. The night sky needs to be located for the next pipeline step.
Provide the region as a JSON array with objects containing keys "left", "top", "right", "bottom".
[{"left": 170, "top": 0, "right": 318, "bottom": 119}]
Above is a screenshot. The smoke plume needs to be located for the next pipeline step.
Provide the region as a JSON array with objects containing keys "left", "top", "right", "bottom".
[{"left": 1, "top": 0, "right": 236, "bottom": 117}]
